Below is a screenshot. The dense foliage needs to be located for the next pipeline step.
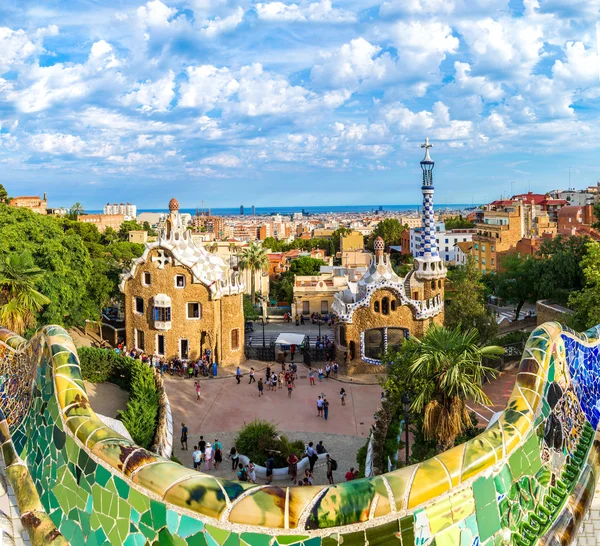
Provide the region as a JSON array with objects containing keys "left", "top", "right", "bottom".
[
  {"left": 234, "top": 419, "right": 304, "bottom": 467},
  {"left": 238, "top": 242, "right": 269, "bottom": 304},
  {"left": 445, "top": 256, "right": 497, "bottom": 342},
  {"left": 367, "top": 219, "right": 406, "bottom": 250},
  {"left": 243, "top": 295, "right": 259, "bottom": 321},
  {"left": 0, "top": 205, "right": 144, "bottom": 333},
  {"left": 262, "top": 236, "right": 335, "bottom": 257},
  {"left": 78, "top": 347, "right": 160, "bottom": 450},
  {"left": 568, "top": 241, "right": 600, "bottom": 331},
  {"left": 443, "top": 215, "right": 474, "bottom": 230},
  {"left": 270, "top": 256, "right": 326, "bottom": 304}
]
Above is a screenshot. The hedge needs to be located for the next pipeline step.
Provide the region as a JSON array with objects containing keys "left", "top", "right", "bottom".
[{"left": 77, "top": 347, "right": 160, "bottom": 450}]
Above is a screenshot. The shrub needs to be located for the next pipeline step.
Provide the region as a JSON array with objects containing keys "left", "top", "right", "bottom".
[
  {"left": 77, "top": 347, "right": 160, "bottom": 451},
  {"left": 355, "top": 438, "right": 370, "bottom": 478},
  {"left": 234, "top": 419, "right": 304, "bottom": 467}
]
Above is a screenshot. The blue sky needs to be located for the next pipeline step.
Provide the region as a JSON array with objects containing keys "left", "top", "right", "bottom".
[{"left": 0, "top": 0, "right": 599, "bottom": 209}]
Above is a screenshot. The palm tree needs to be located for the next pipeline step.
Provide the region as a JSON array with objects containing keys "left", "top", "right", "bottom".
[
  {"left": 238, "top": 242, "right": 269, "bottom": 304},
  {"left": 69, "top": 202, "right": 84, "bottom": 220},
  {"left": 0, "top": 252, "right": 51, "bottom": 335},
  {"left": 409, "top": 325, "right": 504, "bottom": 453}
]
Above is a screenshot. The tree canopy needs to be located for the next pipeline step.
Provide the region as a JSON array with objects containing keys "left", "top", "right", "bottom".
[
  {"left": 444, "top": 215, "right": 474, "bottom": 230},
  {"left": 269, "top": 256, "right": 326, "bottom": 304},
  {"left": 368, "top": 218, "right": 406, "bottom": 249},
  {"left": 568, "top": 241, "right": 600, "bottom": 331},
  {"left": 0, "top": 184, "right": 8, "bottom": 204},
  {"left": 262, "top": 236, "right": 334, "bottom": 256}
]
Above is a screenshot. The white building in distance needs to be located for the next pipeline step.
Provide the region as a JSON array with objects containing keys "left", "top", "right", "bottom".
[{"left": 104, "top": 202, "right": 137, "bottom": 220}]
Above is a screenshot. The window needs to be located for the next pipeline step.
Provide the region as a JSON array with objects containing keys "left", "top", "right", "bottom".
[
  {"left": 153, "top": 306, "right": 171, "bottom": 322},
  {"left": 143, "top": 272, "right": 151, "bottom": 286},
  {"left": 482, "top": 244, "right": 486, "bottom": 252},
  {"left": 445, "top": 246, "right": 449, "bottom": 251},
  {"left": 175, "top": 275, "right": 186, "bottom": 288},
  {"left": 491, "top": 258, "right": 495, "bottom": 265},
  {"left": 438, "top": 280, "right": 442, "bottom": 289},
  {"left": 364, "top": 329, "right": 384, "bottom": 360},
  {"left": 302, "top": 301, "right": 310, "bottom": 314},
  {"left": 475, "top": 256, "right": 479, "bottom": 262},
  {"left": 381, "top": 297, "right": 389, "bottom": 315},
  {"left": 445, "top": 238, "right": 449, "bottom": 243},
  {"left": 187, "top": 302, "right": 201, "bottom": 319},
  {"left": 157, "top": 335, "right": 165, "bottom": 356},
  {"left": 135, "top": 297, "right": 144, "bottom": 314},
  {"left": 374, "top": 301, "right": 380, "bottom": 313},
  {"left": 413, "top": 291, "right": 419, "bottom": 300},
  {"left": 431, "top": 281, "right": 436, "bottom": 289},
  {"left": 321, "top": 300, "right": 328, "bottom": 314},
  {"left": 474, "top": 243, "right": 479, "bottom": 250},
  {"left": 231, "top": 328, "right": 240, "bottom": 350},
  {"left": 463, "top": 238, "right": 467, "bottom": 242},
  {"left": 390, "top": 300, "right": 397, "bottom": 311},
  {"left": 491, "top": 246, "right": 495, "bottom": 252},
  {"left": 387, "top": 328, "right": 407, "bottom": 352},
  {"left": 180, "top": 339, "right": 189, "bottom": 359},
  {"left": 482, "top": 258, "right": 486, "bottom": 265},
  {"left": 135, "top": 329, "right": 145, "bottom": 351}
]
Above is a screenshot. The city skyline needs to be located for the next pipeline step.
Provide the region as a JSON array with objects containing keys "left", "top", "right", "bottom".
[{"left": 1, "top": 0, "right": 599, "bottom": 208}]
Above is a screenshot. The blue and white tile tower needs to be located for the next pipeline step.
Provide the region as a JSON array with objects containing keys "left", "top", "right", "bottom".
[{"left": 414, "top": 138, "right": 447, "bottom": 280}]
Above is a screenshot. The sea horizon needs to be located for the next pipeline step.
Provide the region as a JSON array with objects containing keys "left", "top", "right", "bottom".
[{"left": 87, "top": 204, "right": 478, "bottom": 217}]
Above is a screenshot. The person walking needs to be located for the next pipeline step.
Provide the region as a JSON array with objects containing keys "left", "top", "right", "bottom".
[
  {"left": 204, "top": 442, "right": 213, "bottom": 471},
  {"left": 325, "top": 363, "right": 331, "bottom": 379},
  {"left": 326, "top": 454, "right": 336, "bottom": 485},
  {"left": 248, "top": 367, "right": 256, "bottom": 383},
  {"left": 258, "top": 378, "right": 264, "bottom": 396},
  {"left": 340, "top": 388, "right": 346, "bottom": 406},
  {"left": 181, "top": 423, "right": 188, "bottom": 451},
  {"left": 214, "top": 439, "right": 223, "bottom": 469},
  {"left": 287, "top": 453, "right": 299, "bottom": 482},
  {"left": 265, "top": 455, "right": 274, "bottom": 484},
  {"left": 317, "top": 396, "right": 323, "bottom": 417},
  {"left": 332, "top": 362, "right": 339, "bottom": 378},
  {"left": 318, "top": 368, "right": 324, "bottom": 382},
  {"left": 230, "top": 446, "right": 239, "bottom": 471},
  {"left": 287, "top": 379, "right": 293, "bottom": 398},
  {"left": 198, "top": 436, "right": 206, "bottom": 461},
  {"left": 309, "top": 369, "right": 315, "bottom": 386},
  {"left": 236, "top": 367, "right": 241, "bottom": 384},
  {"left": 278, "top": 371, "right": 284, "bottom": 389},
  {"left": 192, "top": 446, "right": 201, "bottom": 470},
  {"left": 323, "top": 397, "right": 330, "bottom": 421},
  {"left": 306, "top": 442, "right": 318, "bottom": 473},
  {"left": 195, "top": 381, "right": 201, "bottom": 401}
]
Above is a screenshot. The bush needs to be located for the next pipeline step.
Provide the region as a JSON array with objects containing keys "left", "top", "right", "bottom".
[
  {"left": 491, "top": 330, "right": 530, "bottom": 346},
  {"left": 77, "top": 347, "right": 160, "bottom": 450},
  {"left": 234, "top": 419, "right": 304, "bottom": 467},
  {"left": 355, "top": 438, "right": 370, "bottom": 478}
]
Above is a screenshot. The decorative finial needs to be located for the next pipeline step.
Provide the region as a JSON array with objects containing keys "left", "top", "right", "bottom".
[
  {"left": 169, "top": 197, "right": 180, "bottom": 212},
  {"left": 421, "top": 138, "right": 433, "bottom": 163}
]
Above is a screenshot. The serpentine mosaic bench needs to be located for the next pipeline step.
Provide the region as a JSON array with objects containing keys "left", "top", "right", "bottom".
[{"left": 0, "top": 321, "right": 598, "bottom": 545}]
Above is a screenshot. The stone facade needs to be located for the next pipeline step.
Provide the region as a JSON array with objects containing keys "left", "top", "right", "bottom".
[
  {"left": 120, "top": 198, "right": 245, "bottom": 366},
  {"left": 536, "top": 299, "right": 573, "bottom": 326},
  {"left": 9, "top": 194, "right": 47, "bottom": 214}
]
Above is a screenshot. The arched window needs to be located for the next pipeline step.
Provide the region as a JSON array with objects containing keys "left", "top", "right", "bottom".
[
  {"left": 374, "top": 301, "right": 380, "bottom": 313},
  {"left": 431, "top": 280, "right": 436, "bottom": 289},
  {"left": 438, "top": 280, "right": 442, "bottom": 289},
  {"left": 381, "top": 297, "right": 389, "bottom": 315},
  {"left": 391, "top": 300, "right": 397, "bottom": 311},
  {"left": 387, "top": 328, "right": 408, "bottom": 352},
  {"left": 364, "top": 329, "right": 384, "bottom": 360}
]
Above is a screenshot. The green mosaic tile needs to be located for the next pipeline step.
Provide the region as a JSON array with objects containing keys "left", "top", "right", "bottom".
[
  {"left": 477, "top": 502, "right": 502, "bottom": 542},
  {"left": 473, "top": 475, "right": 496, "bottom": 509},
  {"left": 115, "top": 476, "right": 131, "bottom": 500},
  {"left": 365, "top": 520, "right": 401, "bottom": 545},
  {"left": 321, "top": 534, "right": 339, "bottom": 546},
  {"left": 205, "top": 525, "right": 230, "bottom": 545},
  {"left": 167, "top": 510, "right": 180, "bottom": 534},
  {"left": 276, "top": 536, "right": 310, "bottom": 545},
  {"left": 239, "top": 533, "right": 272, "bottom": 546},
  {"left": 178, "top": 515, "right": 204, "bottom": 538},
  {"left": 95, "top": 464, "right": 111, "bottom": 487},
  {"left": 150, "top": 499, "right": 167, "bottom": 529},
  {"left": 129, "top": 488, "right": 151, "bottom": 514},
  {"left": 186, "top": 531, "right": 209, "bottom": 546}
]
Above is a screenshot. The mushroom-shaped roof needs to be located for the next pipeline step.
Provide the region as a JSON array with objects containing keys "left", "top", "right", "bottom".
[
  {"left": 374, "top": 236, "right": 385, "bottom": 256},
  {"left": 169, "top": 198, "right": 180, "bottom": 211}
]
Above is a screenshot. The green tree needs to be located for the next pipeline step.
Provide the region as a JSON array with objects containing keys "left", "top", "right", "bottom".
[
  {"left": 118, "top": 220, "right": 144, "bottom": 241},
  {"left": 0, "top": 184, "right": 8, "bottom": 204},
  {"left": 368, "top": 219, "right": 406, "bottom": 249},
  {"left": 592, "top": 203, "right": 600, "bottom": 230},
  {"left": 444, "top": 216, "right": 474, "bottom": 230},
  {"left": 409, "top": 325, "right": 502, "bottom": 452},
  {"left": 238, "top": 242, "right": 269, "bottom": 304},
  {"left": 445, "top": 256, "right": 497, "bottom": 341},
  {"left": 243, "top": 295, "right": 259, "bottom": 321},
  {"left": 568, "top": 241, "right": 600, "bottom": 330},
  {"left": 69, "top": 202, "right": 84, "bottom": 220},
  {"left": 492, "top": 254, "right": 539, "bottom": 319},
  {"left": 0, "top": 252, "right": 51, "bottom": 335},
  {"left": 142, "top": 221, "right": 157, "bottom": 237}
]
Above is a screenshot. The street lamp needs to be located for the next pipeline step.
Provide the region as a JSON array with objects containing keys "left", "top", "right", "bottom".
[
  {"left": 261, "top": 317, "right": 266, "bottom": 348},
  {"left": 402, "top": 392, "right": 411, "bottom": 466}
]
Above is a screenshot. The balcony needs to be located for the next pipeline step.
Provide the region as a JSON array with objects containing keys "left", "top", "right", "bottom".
[{"left": 153, "top": 294, "right": 172, "bottom": 332}]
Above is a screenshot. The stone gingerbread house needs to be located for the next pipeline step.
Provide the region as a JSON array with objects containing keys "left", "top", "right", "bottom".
[
  {"left": 332, "top": 139, "right": 447, "bottom": 371},
  {"left": 120, "top": 198, "right": 246, "bottom": 365}
]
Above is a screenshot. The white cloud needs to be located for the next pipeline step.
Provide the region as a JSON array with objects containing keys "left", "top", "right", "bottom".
[
  {"left": 137, "top": 0, "right": 177, "bottom": 28},
  {"left": 552, "top": 41, "right": 600, "bottom": 87},
  {"left": 255, "top": 0, "right": 355, "bottom": 23},
  {"left": 200, "top": 153, "right": 242, "bottom": 167},
  {"left": 196, "top": 116, "right": 223, "bottom": 139},
  {"left": 450, "top": 61, "right": 504, "bottom": 101},
  {"left": 30, "top": 132, "right": 85, "bottom": 154},
  {"left": 201, "top": 7, "right": 245, "bottom": 38},
  {"left": 0, "top": 25, "right": 58, "bottom": 74},
  {"left": 178, "top": 65, "right": 239, "bottom": 110},
  {"left": 123, "top": 70, "right": 175, "bottom": 112}
]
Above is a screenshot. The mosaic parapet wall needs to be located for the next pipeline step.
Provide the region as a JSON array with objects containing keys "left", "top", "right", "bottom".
[{"left": 0, "top": 322, "right": 599, "bottom": 545}]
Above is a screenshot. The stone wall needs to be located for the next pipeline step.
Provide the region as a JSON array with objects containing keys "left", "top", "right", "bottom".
[
  {"left": 151, "top": 369, "right": 173, "bottom": 459},
  {"left": 536, "top": 299, "right": 573, "bottom": 326}
]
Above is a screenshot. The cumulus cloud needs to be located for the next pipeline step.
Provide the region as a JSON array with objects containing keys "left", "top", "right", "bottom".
[
  {"left": 30, "top": 132, "right": 85, "bottom": 154},
  {"left": 0, "top": 25, "right": 58, "bottom": 74},
  {"left": 200, "top": 153, "right": 242, "bottom": 167},
  {"left": 179, "top": 65, "right": 239, "bottom": 110},
  {"left": 200, "top": 7, "right": 245, "bottom": 38},
  {"left": 122, "top": 70, "right": 176, "bottom": 112},
  {"left": 137, "top": 0, "right": 177, "bottom": 28},
  {"left": 255, "top": 0, "right": 355, "bottom": 23}
]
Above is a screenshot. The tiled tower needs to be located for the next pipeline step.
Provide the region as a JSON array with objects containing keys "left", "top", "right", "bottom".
[{"left": 414, "top": 138, "right": 447, "bottom": 280}]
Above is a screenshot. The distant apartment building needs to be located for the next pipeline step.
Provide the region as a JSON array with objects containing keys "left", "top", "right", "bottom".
[
  {"left": 313, "top": 229, "right": 335, "bottom": 239},
  {"left": 340, "top": 231, "right": 364, "bottom": 252},
  {"left": 557, "top": 205, "right": 600, "bottom": 241},
  {"left": 128, "top": 230, "right": 148, "bottom": 244},
  {"left": 549, "top": 184, "right": 600, "bottom": 207},
  {"left": 398, "top": 215, "right": 424, "bottom": 229},
  {"left": 193, "top": 215, "right": 225, "bottom": 239},
  {"left": 78, "top": 214, "right": 124, "bottom": 233},
  {"left": 9, "top": 194, "right": 47, "bottom": 214},
  {"left": 339, "top": 250, "right": 373, "bottom": 268},
  {"left": 408, "top": 223, "right": 475, "bottom": 263},
  {"left": 258, "top": 223, "right": 273, "bottom": 240},
  {"left": 104, "top": 202, "right": 136, "bottom": 220},
  {"left": 454, "top": 241, "right": 473, "bottom": 266}
]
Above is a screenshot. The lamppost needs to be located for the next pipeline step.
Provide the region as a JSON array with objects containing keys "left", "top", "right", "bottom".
[
  {"left": 261, "top": 317, "right": 266, "bottom": 348},
  {"left": 402, "top": 392, "right": 411, "bottom": 466}
]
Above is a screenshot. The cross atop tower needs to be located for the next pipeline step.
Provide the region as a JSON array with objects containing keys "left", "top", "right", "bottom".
[{"left": 421, "top": 137, "right": 433, "bottom": 163}]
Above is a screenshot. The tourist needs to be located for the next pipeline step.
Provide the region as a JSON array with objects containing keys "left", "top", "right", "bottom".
[
  {"left": 291, "top": 362, "right": 297, "bottom": 379},
  {"left": 287, "top": 379, "right": 293, "bottom": 398},
  {"left": 306, "top": 442, "right": 318, "bottom": 473},
  {"left": 309, "top": 369, "right": 315, "bottom": 386},
  {"left": 272, "top": 373, "right": 278, "bottom": 391},
  {"left": 344, "top": 351, "right": 348, "bottom": 364},
  {"left": 318, "top": 368, "right": 324, "bottom": 382},
  {"left": 340, "top": 388, "right": 346, "bottom": 406},
  {"left": 332, "top": 362, "right": 339, "bottom": 378},
  {"left": 304, "top": 469, "right": 314, "bottom": 485},
  {"left": 195, "top": 381, "right": 201, "bottom": 401},
  {"left": 248, "top": 367, "right": 256, "bottom": 383},
  {"left": 316, "top": 440, "right": 326, "bottom": 455},
  {"left": 188, "top": 364, "right": 194, "bottom": 380},
  {"left": 278, "top": 371, "right": 284, "bottom": 389},
  {"left": 265, "top": 455, "right": 274, "bottom": 484},
  {"left": 300, "top": 314, "right": 305, "bottom": 325},
  {"left": 204, "top": 442, "right": 213, "bottom": 470},
  {"left": 230, "top": 446, "right": 239, "bottom": 471},
  {"left": 258, "top": 378, "right": 264, "bottom": 396},
  {"left": 297, "top": 480, "right": 303, "bottom": 486},
  {"left": 247, "top": 460, "right": 257, "bottom": 484},
  {"left": 325, "top": 363, "right": 331, "bottom": 379},
  {"left": 192, "top": 446, "right": 201, "bottom": 470},
  {"left": 345, "top": 467, "right": 355, "bottom": 481},
  {"left": 317, "top": 396, "right": 323, "bottom": 417},
  {"left": 265, "top": 365, "right": 271, "bottom": 382},
  {"left": 214, "top": 439, "right": 223, "bottom": 469},
  {"left": 238, "top": 463, "right": 248, "bottom": 481},
  {"left": 181, "top": 423, "right": 188, "bottom": 451},
  {"left": 236, "top": 366, "right": 241, "bottom": 384},
  {"left": 287, "top": 452, "right": 299, "bottom": 482},
  {"left": 295, "top": 314, "right": 299, "bottom": 326},
  {"left": 290, "top": 344, "right": 295, "bottom": 361},
  {"left": 326, "top": 454, "right": 336, "bottom": 485},
  {"left": 198, "top": 435, "right": 206, "bottom": 459},
  {"left": 323, "top": 398, "right": 330, "bottom": 421}
]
